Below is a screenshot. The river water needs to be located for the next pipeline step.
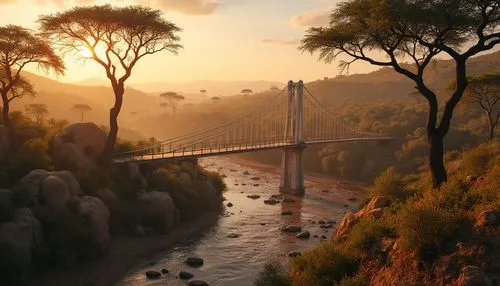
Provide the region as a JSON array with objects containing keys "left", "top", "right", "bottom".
[{"left": 118, "top": 156, "right": 365, "bottom": 286}]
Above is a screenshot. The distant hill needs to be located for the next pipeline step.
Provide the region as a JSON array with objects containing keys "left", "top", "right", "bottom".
[
  {"left": 129, "top": 80, "right": 286, "bottom": 96},
  {"left": 72, "top": 77, "right": 110, "bottom": 87}
]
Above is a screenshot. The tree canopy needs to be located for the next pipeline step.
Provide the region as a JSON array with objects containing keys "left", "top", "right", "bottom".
[
  {"left": 300, "top": 0, "right": 500, "bottom": 187},
  {"left": 0, "top": 25, "right": 64, "bottom": 152},
  {"left": 160, "top": 91, "right": 185, "bottom": 114},
  {"left": 39, "top": 5, "right": 182, "bottom": 160}
]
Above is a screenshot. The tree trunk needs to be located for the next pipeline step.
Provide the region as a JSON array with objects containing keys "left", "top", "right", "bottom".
[
  {"left": 101, "top": 85, "right": 124, "bottom": 164},
  {"left": 428, "top": 132, "right": 447, "bottom": 187},
  {"left": 1, "top": 91, "right": 15, "bottom": 153},
  {"left": 487, "top": 113, "right": 495, "bottom": 141}
]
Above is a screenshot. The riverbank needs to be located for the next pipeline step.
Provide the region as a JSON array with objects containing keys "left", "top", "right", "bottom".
[{"left": 30, "top": 212, "right": 220, "bottom": 286}]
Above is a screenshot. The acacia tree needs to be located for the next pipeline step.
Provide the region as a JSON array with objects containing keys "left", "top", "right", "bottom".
[
  {"left": 241, "top": 89, "right": 253, "bottom": 96},
  {"left": 300, "top": 0, "right": 500, "bottom": 187},
  {"left": 465, "top": 74, "right": 500, "bottom": 140},
  {"left": 159, "top": 102, "right": 168, "bottom": 113},
  {"left": 39, "top": 5, "right": 182, "bottom": 162},
  {"left": 25, "top": 103, "right": 49, "bottom": 124},
  {"left": 71, "top": 103, "right": 92, "bottom": 122},
  {"left": 0, "top": 25, "right": 64, "bottom": 149},
  {"left": 160, "top": 91, "right": 184, "bottom": 114},
  {"left": 200, "top": 89, "right": 207, "bottom": 103},
  {"left": 211, "top": 96, "right": 221, "bottom": 103}
]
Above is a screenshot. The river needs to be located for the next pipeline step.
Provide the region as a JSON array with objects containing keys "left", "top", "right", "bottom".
[{"left": 117, "top": 156, "right": 366, "bottom": 286}]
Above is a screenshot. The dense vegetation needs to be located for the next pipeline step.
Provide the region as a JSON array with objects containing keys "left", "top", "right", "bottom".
[{"left": 255, "top": 140, "right": 500, "bottom": 285}]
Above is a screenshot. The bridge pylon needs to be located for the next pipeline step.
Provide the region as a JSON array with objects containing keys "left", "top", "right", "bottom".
[{"left": 280, "top": 80, "right": 305, "bottom": 196}]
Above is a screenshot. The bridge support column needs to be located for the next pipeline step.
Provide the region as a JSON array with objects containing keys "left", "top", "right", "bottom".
[
  {"left": 280, "top": 80, "right": 305, "bottom": 196},
  {"left": 280, "top": 145, "right": 305, "bottom": 196}
]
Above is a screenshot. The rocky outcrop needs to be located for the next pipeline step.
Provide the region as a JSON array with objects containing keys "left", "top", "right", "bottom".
[
  {"left": 95, "top": 188, "right": 118, "bottom": 206},
  {"left": 0, "top": 208, "right": 42, "bottom": 267},
  {"left": 138, "top": 191, "right": 177, "bottom": 232},
  {"left": 41, "top": 176, "right": 71, "bottom": 209},
  {"left": 78, "top": 196, "right": 111, "bottom": 253},
  {"left": 335, "top": 196, "right": 392, "bottom": 240},
  {"left": 52, "top": 123, "right": 106, "bottom": 173},
  {"left": 19, "top": 170, "right": 82, "bottom": 208},
  {"left": 127, "top": 162, "right": 148, "bottom": 189},
  {"left": 179, "top": 172, "right": 192, "bottom": 185},
  {"left": 0, "top": 189, "right": 11, "bottom": 207}
]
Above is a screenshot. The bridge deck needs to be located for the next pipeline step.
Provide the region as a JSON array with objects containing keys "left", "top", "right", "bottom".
[{"left": 112, "top": 137, "right": 393, "bottom": 164}]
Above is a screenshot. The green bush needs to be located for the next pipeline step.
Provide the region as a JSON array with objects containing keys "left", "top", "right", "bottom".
[
  {"left": 344, "top": 218, "right": 394, "bottom": 254},
  {"left": 254, "top": 261, "right": 291, "bottom": 286},
  {"left": 397, "top": 202, "right": 461, "bottom": 259},
  {"left": 292, "top": 243, "right": 359, "bottom": 286},
  {"left": 108, "top": 200, "right": 141, "bottom": 236},
  {"left": 460, "top": 144, "right": 496, "bottom": 176},
  {"left": 371, "top": 167, "right": 407, "bottom": 201}
]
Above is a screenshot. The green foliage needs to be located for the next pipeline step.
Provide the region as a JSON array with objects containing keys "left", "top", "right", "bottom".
[
  {"left": 344, "top": 218, "right": 394, "bottom": 254},
  {"left": 33, "top": 207, "right": 98, "bottom": 268},
  {"left": 396, "top": 201, "right": 461, "bottom": 259},
  {"left": 254, "top": 261, "right": 291, "bottom": 286},
  {"left": 460, "top": 142, "right": 500, "bottom": 176},
  {"left": 371, "top": 167, "right": 407, "bottom": 201},
  {"left": 292, "top": 243, "right": 359, "bottom": 286}
]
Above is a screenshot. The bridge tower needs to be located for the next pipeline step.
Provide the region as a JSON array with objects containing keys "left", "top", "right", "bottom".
[{"left": 280, "top": 80, "right": 305, "bottom": 196}]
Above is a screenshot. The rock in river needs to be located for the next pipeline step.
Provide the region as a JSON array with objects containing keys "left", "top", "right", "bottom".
[
  {"left": 281, "top": 225, "right": 302, "bottom": 233},
  {"left": 247, "top": 195, "right": 261, "bottom": 199},
  {"left": 179, "top": 271, "right": 194, "bottom": 279},
  {"left": 283, "top": 197, "right": 296, "bottom": 203},
  {"left": 296, "top": 231, "right": 311, "bottom": 239},
  {"left": 145, "top": 271, "right": 161, "bottom": 279},
  {"left": 189, "top": 281, "right": 209, "bottom": 286},
  {"left": 227, "top": 202, "right": 233, "bottom": 207},
  {"left": 281, "top": 211, "right": 293, "bottom": 216},
  {"left": 185, "top": 257, "right": 204, "bottom": 267},
  {"left": 264, "top": 198, "right": 280, "bottom": 205},
  {"left": 161, "top": 268, "right": 169, "bottom": 274}
]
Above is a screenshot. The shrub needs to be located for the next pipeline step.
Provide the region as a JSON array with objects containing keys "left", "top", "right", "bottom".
[
  {"left": 397, "top": 202, "right": 461, "bottom": 259},
  {"left": 108, "top": 200, "right": 141, "bottom": 236},
  {"left": 344, "top": 218, "right": 394, "bottom": 254},
  {"left": 202, "top": 169, "right": 227, "bottom": 193},
  {"left": 460, "top": 144, "right": 494, "bottom": 176},
  {"left": 254, "top": 261, "right": 291, "bottom": 286},
  {"left": 292, "top": 243, "right": 359, "bottom": 286},
  {"left": 371, "top": 167, "right": 407, "bottom": 201}
]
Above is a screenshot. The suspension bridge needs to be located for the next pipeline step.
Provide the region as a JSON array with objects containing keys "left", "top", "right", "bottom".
[{"left": 113, "top": 80, "right": 392, "bottom": 195}]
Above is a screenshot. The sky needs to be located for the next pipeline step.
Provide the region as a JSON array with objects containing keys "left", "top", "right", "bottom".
[{"left": 0, "top": 0, "right": 380, "bottom": 84}]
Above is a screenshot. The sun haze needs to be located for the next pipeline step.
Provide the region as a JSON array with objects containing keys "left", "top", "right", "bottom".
[{"left": 0, "top": 0, "right": 378, "bottom": 84}]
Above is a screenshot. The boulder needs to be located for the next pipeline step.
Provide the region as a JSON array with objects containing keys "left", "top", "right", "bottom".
[
  {"left": 335, "top": 196, "right": 392, "bottom": 240},
  {"left": 179, "top": 271, "right": 194, "bottom": 279},
  {"left": 52, "top": 122, "right": 106, "bottom": 173},
  {"left": 138, "top": 191, "right": 176, "bottom": 231},
  {"left": 289, "top": 251, "right": 302, "bottom": 257},
  {"left": 127, "top": 162, "right": 148, "bottom": 189},
  {"left": 95, "top": 188, "right": 118, "bottom": 205},
  {"left": 79, "top": 196, "right": 111, "bottom": 253},
  {"left": 189, "top": 281, "right": 209, "bottom": 286},
  {"left": 247, "top": 195, "right": 261, "bottom": 200},
  {"left": 281, "top": 225, "right": 302, "bottom": 233},
  {"left": 264, "top": 198, "right": 280, "bottom": 205},
  {"left": 179, "top": 172, "right": 192, "bottom": 185},
  {"left": 281, "top": 211, "right": 293, "bottom": 216},
  {"left": 19, "top": 170, "right": 82, "bottom": 207},
  {"left": 161, "top": 268, "right": 169, "bottom": 274},
  {"left": 0, "top": 208, "right": 42, "bottom": 267},
  {"left": 283, "top": 197, "right": 296, "bottom": 203},
  {"left": 185, "top": 257, "right": 204, "bottom": 267},
  {"left": 457, "top": 266, "right": 492, "bottom": 286},
  {"left": 227, "top": 202, "right": 233, "bottom": 207},
  {"left": 296, "top": 231, "right": 311, "bottom": 239},
  {"left": 145, "top": 271, "right": 161, "bottom": 279},
  {"left": 41, "top": 176, "right": 71, "bottom": 209},
  {"left": 475, "top": 210, "right": 500, "bottom": 227},
  {"left": 335, "top": 213, "right": 359, "bottom": 240}
]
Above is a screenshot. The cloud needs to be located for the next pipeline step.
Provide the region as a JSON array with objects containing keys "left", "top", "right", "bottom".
[
  {"left": 2, "top": 0, "right": 221, "bottom": 15},
  {"left": 261, "top": 38, "right": 301, "bottom": 46},
  {"left": 154, "top": 0, "right": 221, "bottom": 15},
  {"left": 289, "top": 9, "right": 330, "bottom": 27}
]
